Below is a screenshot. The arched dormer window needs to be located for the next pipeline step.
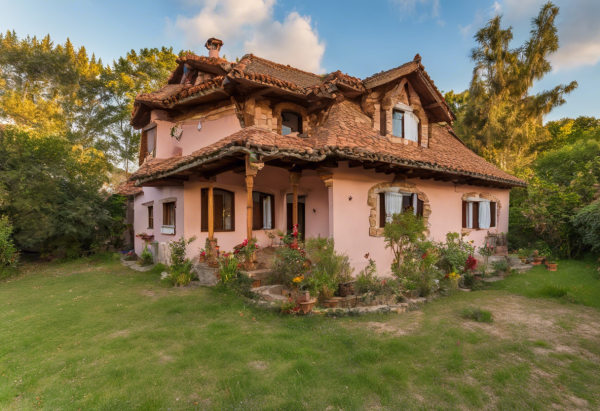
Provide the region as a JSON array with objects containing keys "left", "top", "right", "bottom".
[{"left": 281, "top": 111, "right": 302, "bottom": 135}]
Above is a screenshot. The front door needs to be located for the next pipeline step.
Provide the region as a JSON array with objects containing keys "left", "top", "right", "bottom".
[{"left": 286, "top": 194, "right": 306, "bottom": 239}]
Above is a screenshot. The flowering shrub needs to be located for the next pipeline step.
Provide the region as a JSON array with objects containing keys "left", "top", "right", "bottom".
[
  {"left": 437, "top": 232, "right": 475, "bottom": 274},
  {"left": 304, "top": 236, "right": 354, "bottom": 301},
  {"left": 233, "top": 237, "right": 259, "bottom": 262},
  {"left": 138, "top": 244, "right": 154, "bottom": 266},
  {"left": 270, "top": 242, "right": 308, "bottom": 286},
  {"left": 478, "top": 243, "right": 495, "bottom": 258},
  {"left": 393, "top": 241, "right": 442, "bottom": 297},
  {"left": 465, "top": 255, "right": 478, "bottom": 272}
]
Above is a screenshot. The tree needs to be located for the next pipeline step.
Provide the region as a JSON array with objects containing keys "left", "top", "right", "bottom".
[
  {"left": 102, "top": 47, "right": 183, "bottom": 175},
  {"left": 452, "top": 3, "right": 577, "bottom": 172},
  {"left": 0, "top": 126, "right": 115, "bottom": 254}
]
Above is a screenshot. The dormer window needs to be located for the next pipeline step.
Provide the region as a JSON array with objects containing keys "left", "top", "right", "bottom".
[
  {"left": 392, "top": 105, "right": 419, "bottom": 143},
  {"left": 146, "top": 126, "right": 157, "bottom": 158},
  {"left": 281, "top": 111, "right": 302, "bottom": 135}
]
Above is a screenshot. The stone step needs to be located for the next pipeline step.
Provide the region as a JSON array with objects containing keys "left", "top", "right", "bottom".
[{"left": 193, "top": 262, "right": 219, "bottom": 286}]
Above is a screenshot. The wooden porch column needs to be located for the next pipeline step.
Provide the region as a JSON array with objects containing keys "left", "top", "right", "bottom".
[
  {"left": 208, "top": 181, "right": 214, "bottom": 240},
  {"left": 245, "top": 154, "right": 264, "bottom": 241},
  {"left": 289, "top": 172, "right": 301, "bottom": 236},
  {"left": 245, "top": 175, "right": 254, "bottom": 241}
]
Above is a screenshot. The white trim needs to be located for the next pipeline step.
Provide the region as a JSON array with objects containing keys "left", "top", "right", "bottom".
[
  {"left": 394, "top": 102, "right": 413, "bottom": 112},
  {"left": 159, "top": 197, "right": 177, "bottom": 204},
  {"left": 142, "top": 200, "right": 154, "bottom": 206},
  {"left": 143, "top": 122, "right": 157, "bottom": 131}
]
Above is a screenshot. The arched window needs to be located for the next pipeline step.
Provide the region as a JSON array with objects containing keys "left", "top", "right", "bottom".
[
  {"left": 378, "top": 191, "right": 424, "bottom": 227},
  {"left": 281, "top": 111, "right": 302, "bottom": 135},
  {"left": 201, "top": 188, "right": 235, "bottom": 232}
]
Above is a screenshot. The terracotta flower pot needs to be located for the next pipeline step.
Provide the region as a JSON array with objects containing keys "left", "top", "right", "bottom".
[
  {"left": 299, "top": 300, "right": 315, "bottom": 314},
  {"left": 252, "top": 279, "right": 261, "bottom": 288},
  {"left": 297, "top": 291, "right": 310, "bottom": 304},
  {"left": 325, "top": 299, "right": 338, "bottom": 308},
  {"left": 199, "top": 256, "right": 207, "bottom": 263},
  {"left": 546, "top": 262, "right": 557, "bottom": 271}
]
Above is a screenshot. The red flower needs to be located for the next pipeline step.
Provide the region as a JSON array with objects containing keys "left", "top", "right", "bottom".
[
  {"left": 421, "top": 253, "right": 428, "bottom": 259},
  {"left": 465, "top": 255, "right": 478, "bottom": 271}
]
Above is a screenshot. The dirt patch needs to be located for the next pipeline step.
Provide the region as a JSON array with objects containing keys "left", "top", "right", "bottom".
[
  {"left": 158, "top": 355, "right": 174, "bottom": 364},
  {"left": 109, "top": 330, "right": 130, "bottom": 338},
  {"left": 248, "top": 361, "right": 268, "bottom": 371},
  {"left": 140, "top": 290, "right": 156, "bottom": 297},
  {"left": 366, "top": 322, "right": 407, "bottom": 336}
]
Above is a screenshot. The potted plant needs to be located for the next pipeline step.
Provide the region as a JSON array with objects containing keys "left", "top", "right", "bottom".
[
  {"left": 135, "top": 232, "right": 154, "bottom": 242},
  {"left": 279, "top": 297, "right": 297, "bottom": 314},
  {"left": 546, "top": 260, "right": 558, "bottom": 271},
  {"left": 299, "top": 299, "right": 315, "bottom": 314},
  {"left": 234, "top": 238, "right": 259, "bottom": 270}
]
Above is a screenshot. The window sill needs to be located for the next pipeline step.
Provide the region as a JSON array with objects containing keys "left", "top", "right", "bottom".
[
  {"left": 200, "top": 229, "right": 235, "bottom": 233},
  {"left": 387, "top": 135, "right": 420, "bottom": 147}
]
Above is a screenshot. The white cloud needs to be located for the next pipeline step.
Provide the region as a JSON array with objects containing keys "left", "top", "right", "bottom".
[
  {"left": 169, "top": 0, "right": 326, "bottom": 73},
  {"left": 498, "top": 0, "right": 600, "bottom": 70},
  {"left": 390, "top": 0, "right": 444, "bottom": 26},
  {"left": 458, "top": 2, "right": 503, "bottom": 40}
]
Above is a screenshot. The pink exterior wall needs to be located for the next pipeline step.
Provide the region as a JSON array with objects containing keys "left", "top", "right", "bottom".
[
  {"left": 182, "top": 166, "right": 330, "bottom": 260},
  {"left": 150, "top": 111, "right": 242, "bottom": 160},
  {"left": 133, "top": 186, "right": 185, "bottom": 260},
  {"left": 331, "top": 162, "right": 510, "bottom": 276}
]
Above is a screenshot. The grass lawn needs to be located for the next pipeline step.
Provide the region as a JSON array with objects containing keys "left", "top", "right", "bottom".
[
  {"left": 1, "top": 255, "right": 600, "bottom": 410},
  {"left": 491, "top": 259, "right": 600, "bottom": 308}
]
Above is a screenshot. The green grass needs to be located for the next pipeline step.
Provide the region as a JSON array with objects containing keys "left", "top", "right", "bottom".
[
  {"left": 491, "top": 259, "right": 600, "bottom": 307},
  {"left": 460, "top": 306, "right": 493, "bottom": 323},
  {"left": 1, "top": 256, "right": 599, "bottom": 410}
]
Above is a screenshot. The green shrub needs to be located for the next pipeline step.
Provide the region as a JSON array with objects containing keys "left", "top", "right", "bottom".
[
  {"left": 0, "top": 215, "right": 19, "bottom": 268},
  {"left": 168, "top": 236, "right": 197, "bottom": 270},
  {"left": 492, "top": 260, "right": 509, "bottom": 275},
  {"left": 383, "top": 211, "right": 427, "bottom": 271},
  {"left": 355, "top": 258, "right": 382, "bottom": 294},
  {"left": 393, "top": 240, "right": 442, "bottom": 297},
  {"left": 460, "top": 306, "right": 493, "bottom": 323},
  {"left": 169, "top": 260, "right": 195, "bottom": 286},
  {"left": 304, "top": 236, "right": 354, "bottom": 300},
  {"left": 437, "top": 232, "right": 474, "bottom": 274},
  {"left": 270, "top": 242, "right": 308, "bottom": 286},
  {"left": 217, "top": 253, "right": 241, "bottom": 284},
  {"left": 138, "top": 244, "right": 154, "bottom": 266}
]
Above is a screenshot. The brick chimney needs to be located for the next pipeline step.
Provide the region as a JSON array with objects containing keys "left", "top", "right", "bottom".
[{"left": 205, "top": 38, "right": 223, "bottom": 59}]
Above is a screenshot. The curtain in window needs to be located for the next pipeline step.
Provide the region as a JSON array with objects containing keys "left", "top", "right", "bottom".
[
  {"left": 223, "top": 192, "right": 233, "bottom": 230},
  {"left": 384, "top": 192, "right": 404, "bottom": 223},
  {"left": 479, "top": 201, "right": 491, "bottom": 229},
  {"left": 467, "top": 202, "right": 473, "bottom": 229},
  {"left": 146, "top": 127, "right": 157, "bottom": 156},
  {"left": 404, "top": 112, "right": 419, "bottom": 142},
  {"left": 263, "top": 196, "right": 272, "bottom": 229},
  {"left": 392, "top": 111, "right": 404, "bottom": 137}
]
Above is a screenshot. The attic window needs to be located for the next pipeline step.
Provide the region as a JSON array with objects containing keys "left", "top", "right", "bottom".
[
  {"left": 281, "top": 111, "right": 302, "bottom": 135},
  {"left": 392, "top": 106, "right": 419, "bottom": 143}
]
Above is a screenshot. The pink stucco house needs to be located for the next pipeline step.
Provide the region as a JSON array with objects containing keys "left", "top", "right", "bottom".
[{"left": 127, "top": 38, "right": 525, "bottom": 275}]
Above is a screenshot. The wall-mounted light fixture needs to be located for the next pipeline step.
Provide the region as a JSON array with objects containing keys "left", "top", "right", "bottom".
[
  {"left": 197, "top": 120, "right": 202, "bottom": 131},
  {"left": 313, "top": 208, "right": 316, "bottom": 213},
  {"left": 348, "top": 196, "right": 353, "bottom": 201}
]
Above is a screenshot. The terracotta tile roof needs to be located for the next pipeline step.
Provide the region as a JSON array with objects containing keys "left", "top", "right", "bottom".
[
  {"left": 313, "top": 100, "right": 524, "bottom": 186},
  {"left": 363, "top": 61, "right": 419, "bottom": 89},
  {"left": 115, "top": 181, "right": 143, "bottom": 197},
  {"left": 130, "top": 101, "right": 524, "bottom": 187},
  {"left": 231, "top": 54, "right": 323, "bottom": 89},
  {"left": 129, "top": 127, "right": 316, "bottom": 183},
  {"left": 136, "top": 77, "right": 225, "bottom": 108}
]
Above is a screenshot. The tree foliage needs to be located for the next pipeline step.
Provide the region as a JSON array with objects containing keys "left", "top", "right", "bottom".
[{"left": 450, "top": 2, "right": 577, "bottom": 171}]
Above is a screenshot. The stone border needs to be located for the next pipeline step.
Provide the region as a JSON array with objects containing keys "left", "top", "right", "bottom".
[
  {"left": 367, "top": 181, "right": 431, "bottom": 237},
  {"left": 460, "top": 192, "right": 502, "bottom": 236}
]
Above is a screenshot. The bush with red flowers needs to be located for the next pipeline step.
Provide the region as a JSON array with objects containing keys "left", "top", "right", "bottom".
[{"left": 465, "top": 255, "right": 478, "bottom": 273}]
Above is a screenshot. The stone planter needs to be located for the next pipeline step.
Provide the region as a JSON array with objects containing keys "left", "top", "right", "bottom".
[
  {"left": 325, "top": 299, "right": 339, "bottom": 308},
  {"left": 533, "top": 257, "right": 544, "bottom": 266}
]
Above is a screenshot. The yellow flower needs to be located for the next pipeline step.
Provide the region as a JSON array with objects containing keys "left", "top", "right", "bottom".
[{"left": 292, "top": 275, "right": 304, "bottom": 284}]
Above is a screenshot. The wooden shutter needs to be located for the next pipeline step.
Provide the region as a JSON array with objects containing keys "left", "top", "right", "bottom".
[
  {"left": 417, "top": 198, "right": 424, "bottom": 217},
  {"left": 490, "top": 202, "right": 497, "bottom": 227},
  {"left": 271, "top": 195, "right": 275, "bottom": 229},
  {"left": 472, "top": 202, "right": 479, "bottom": 229},
  {"left": 214, "top": 194, "right": 224, "bottom": 231},
  {"left": 201, "top": 189, "right": 208, "bottom": 232},
  {"left": 148, "top": 206, "right": 153, "bottom": 229},
  {"left": 462, "top": 201, "right": 467, "bottom": 228},
  {"left": 380, "top": 107, "right": 387, "bottom": 136},
  {"left": 379, "top": 193, "right": 386, "bottom": 227}
]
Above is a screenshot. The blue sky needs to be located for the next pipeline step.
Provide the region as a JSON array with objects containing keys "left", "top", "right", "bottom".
[{"left": 1, "top": 0, "right": 598, "bottom": 121}]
